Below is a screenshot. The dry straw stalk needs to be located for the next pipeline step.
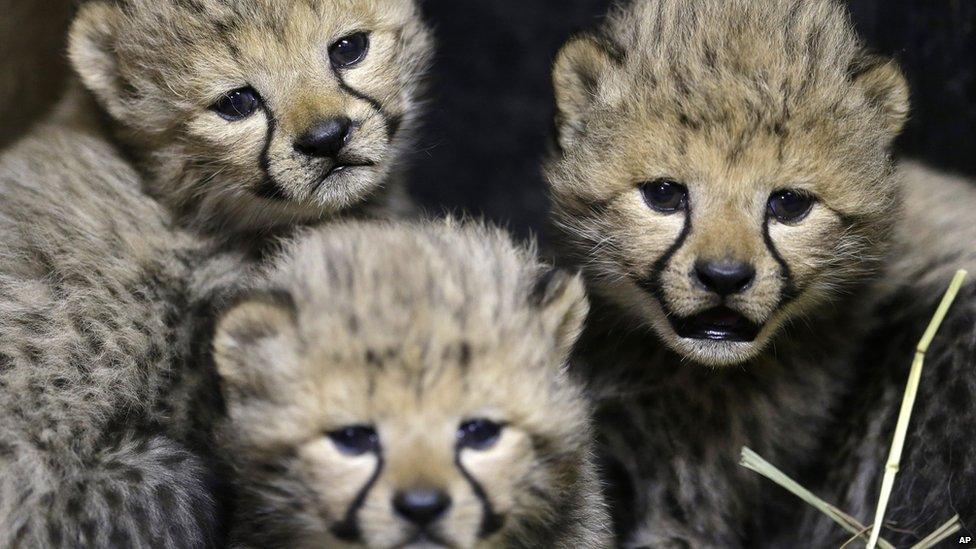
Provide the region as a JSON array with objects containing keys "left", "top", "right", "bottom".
[
  {"left": 741, "top": 269, "right": 969, "bottom": 549},
  {"left": 866, "top": 269, "right": 968, "bottom": 548}
]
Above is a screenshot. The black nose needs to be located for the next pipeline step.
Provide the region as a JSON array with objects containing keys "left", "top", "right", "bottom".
[
  {"left": 293, "top": 117, "right": 351, "bottom": 158},
  {"left": 694, "top": 259, "right": 756, "bottom": 296},
  {"left": 393, "top": 489, "right": 451, "bottom": 526}
]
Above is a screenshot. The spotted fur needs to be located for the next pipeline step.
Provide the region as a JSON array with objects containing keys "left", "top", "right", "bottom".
[
  {"left": 546, "top": 0, "right": 975, "bottom": 545},
  {"left": 0, "top": 2, "right": 434, "bottom": 543},
  {"left": 213, "top": 220, "right": 612, "bottom": 548},
  {"left": 0, "top": 100, "right": 250, "bottom": 547},
  {"left": 65, "top": 0, "right": 432, "bottom": 235}
]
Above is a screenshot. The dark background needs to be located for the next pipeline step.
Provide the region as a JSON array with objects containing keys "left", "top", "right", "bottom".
[{"left": 408, "top": 0, "right": 976, "bottom": 239}]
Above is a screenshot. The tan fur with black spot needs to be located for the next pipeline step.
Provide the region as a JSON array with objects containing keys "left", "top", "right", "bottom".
[
  {"left": 67, "top": 0, "right": 432, "bottom": 235},
  {"left": 214, "top": 220, "right": 612, "bottom": 548}
]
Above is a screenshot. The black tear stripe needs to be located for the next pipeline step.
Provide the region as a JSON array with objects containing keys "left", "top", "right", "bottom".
[
  {"left": 454, "top": 450, "right": 505, "bottom": 538},
  {"left": 331, "top": 67, "right": 402, "bottom": 141},
  {"left": 763, "top": 216, "right": 799, "bottom": 306},
  {"left": 330, "top": 453, "right": 385, "bottom": 542},
  {"left": 635, "top": 212, "right": 693, "bottom": 319},
  {"left": 256, "top": 111, "right": 289, "bottom": 201}
]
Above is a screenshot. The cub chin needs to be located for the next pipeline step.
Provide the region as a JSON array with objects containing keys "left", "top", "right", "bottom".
[
  {"left": 212, "top": 221, "right": 611, "bottom": 548},
  {"left": 65, "top": 0, "right": 433, "bottom": 235}
]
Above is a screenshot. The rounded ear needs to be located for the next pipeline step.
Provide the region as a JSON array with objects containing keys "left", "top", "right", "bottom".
[
  {"left": 68, "top": 1, "right": 128, "bottom": 119},
  {"left": 530, "top": 268, "right": 590, "bottom": 357},
  {"left": 212, "top": 290, "right": 300, "bottom": 396},
  {"left": 552, "top": 34, "right": 620, "bottom": 150},
  {"left": 850, "top": 53, "right": 910, "bottom": 136}
]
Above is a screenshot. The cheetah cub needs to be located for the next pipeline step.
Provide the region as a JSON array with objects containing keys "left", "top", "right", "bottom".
[
  {"left": 66, "top": 0, "right": 432, "bottom": 234},
  {"left": 546, "top": 0, "right": 976, "bottom": 546},
  {"left": 212, "top": 221, "right": 612, "bottom": 548}
]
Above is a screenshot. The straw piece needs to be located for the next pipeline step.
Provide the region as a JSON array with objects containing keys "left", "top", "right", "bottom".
[
  {"left": 909, "top": 515, "right": 962, "bottom": 549},
  {"left": 840, "top": 524, "right": 876, "bottom": 549},
  {"left": 866, "top": 270, "right": 968, "bottom": 549},
  {"left": 739, "top": 447, "right": 897, "bottom": 549},
  {"left": 917, "top": 271, "right": 969, "bottom": 353},
  {"left": 741, "top": 447, "right": 959, "bottom": 549}
]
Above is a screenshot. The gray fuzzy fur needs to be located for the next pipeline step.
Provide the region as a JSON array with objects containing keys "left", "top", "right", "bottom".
[{"left": 0, "top": 99, "right": 245, "bottom": 547}]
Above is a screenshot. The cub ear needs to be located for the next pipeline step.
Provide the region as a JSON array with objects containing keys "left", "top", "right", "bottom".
[
  {"left": 212, "top": 290, "right": 300, "bottom": 396},
  {"left": 530, "top": 268, "right": 590, "bottom": 357},
  {"left": 552, "top": 34, "right": 620, "bottom": 150},
  {"left": 850, "top": 52, "right": 910, "bottom": 136},
  {"left": 68, "top": 1, "right": 128, "bottom": 119}
]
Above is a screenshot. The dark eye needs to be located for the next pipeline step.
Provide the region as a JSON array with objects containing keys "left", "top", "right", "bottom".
[
  {"left": 768, "top": 189, "right": 816, "bottom": 223},
  {"left": 457, "top": 419, "right": 503, "bottom": 451},
  {"left": 211, "top": 87, "right": 261, "bottom": 121},
  {"left": 641, "top": 179, "right": 689, "bottom": 213},
  {"left": 328, "top": 425, "right": 379, "bottom": 456},
  {"left": 329, "top": 32, "right": 370, "bottom": 69}
]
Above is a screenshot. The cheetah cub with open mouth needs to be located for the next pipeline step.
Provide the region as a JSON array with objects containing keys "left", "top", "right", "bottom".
[
  {"left": 212, "top": 221, "right": 611, "bottom": 548},
  {"left": 547, "top": 0, "right": 975, "bottom": 546},
  {"left": 66, "top": 0, "right": 432, "bottom": 234}
]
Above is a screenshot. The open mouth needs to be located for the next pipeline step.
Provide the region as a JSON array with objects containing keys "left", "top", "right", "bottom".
[{"left": 670, "top": 306, "right": 761, "bottom": 342}]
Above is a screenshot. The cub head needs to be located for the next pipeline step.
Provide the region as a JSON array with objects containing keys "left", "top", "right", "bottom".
[
  {"left": 213, "top": 222, "right": 596, "bottom": 548},
  {"left": 69, "top": 0, "right": 432, "bottom": 234},
  {"left": 547, "top": 0, "right": 909, "bottom": 366}
]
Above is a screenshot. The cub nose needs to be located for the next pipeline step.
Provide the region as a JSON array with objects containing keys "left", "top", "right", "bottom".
[
  {"left": 694, "top": 259, "right": 756, "bottom": 296},
  {"left": 393, "top": 489, "right": 451, "bottom": 526},
  {"left": 293, "top": 117, "right": 352, "bottom": 158}
]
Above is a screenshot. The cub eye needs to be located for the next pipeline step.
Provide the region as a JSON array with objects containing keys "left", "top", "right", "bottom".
[
  {"left": 211, "top": 87, "right": 261, "bottom": 121},
  {"left": 768, "top": 189, "right": 816, "bottom": 223},
  {"left": 328, "top": 425, "right": 379, "bottom": 456},
  {"left": 329, "top": 32, "right": 370, "bottom": 69},
  {"left": 457, "top": 419, "right": 503, "bottom": 451},
  {"left": 641, "top": 179, "right": 688, "bottom": 213}
]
